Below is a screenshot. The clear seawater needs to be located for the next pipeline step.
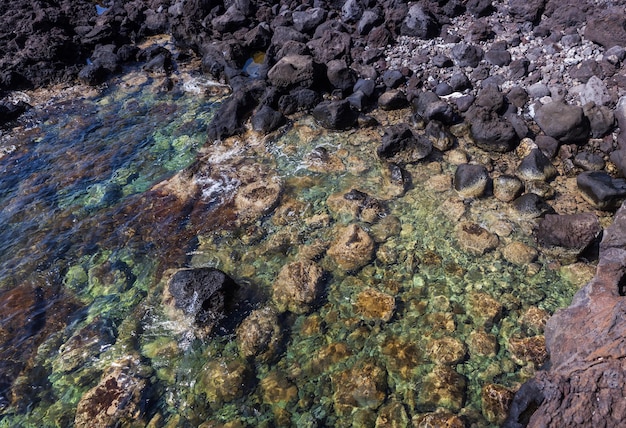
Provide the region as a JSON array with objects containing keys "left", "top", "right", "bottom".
[{"left": 0, "top": 66, "right": 585, "bottom": 427}]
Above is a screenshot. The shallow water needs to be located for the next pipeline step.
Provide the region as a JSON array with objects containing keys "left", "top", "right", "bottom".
[{"left": 0, "top": 67, "right": 584, "bottom": 427}]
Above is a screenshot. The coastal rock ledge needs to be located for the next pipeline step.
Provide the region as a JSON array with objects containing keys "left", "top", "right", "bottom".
[{"left": 505, "top": 201, "right": 626, "bottom": 428}]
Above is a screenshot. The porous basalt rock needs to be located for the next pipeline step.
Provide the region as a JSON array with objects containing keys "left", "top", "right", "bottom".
[
  {"left": 328, "top": 224, "right": 375, "bottom": 271},
  {"left": 272, "top": 260, "right": 325, "bottom": 314}
]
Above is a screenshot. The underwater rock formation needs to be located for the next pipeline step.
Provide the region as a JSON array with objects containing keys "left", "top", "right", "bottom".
[
  {"left": 272, "top": 260, "right": 325, "bottom": 314},
  {"left": 328, "top": 223, "right": 375, "bottom": 271}
]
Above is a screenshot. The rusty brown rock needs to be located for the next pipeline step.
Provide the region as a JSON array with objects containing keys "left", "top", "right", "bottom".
[{"left": 328, "top": 223, "right": 375, "bottom": 271}]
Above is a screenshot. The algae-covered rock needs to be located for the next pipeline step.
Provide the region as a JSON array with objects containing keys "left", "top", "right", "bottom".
[
  {"left": 272, "top": 260, "right": 325, "bottom": 314},
  {"left": 455, "top": 221, "right": 499, "bottom": 256},
  {"left": 519, "top": 306, "right": 550, "bottom": 335},
  {"left": 468, "top": 330, "right": 498, "bottom": 358},
  {"left": 196, "top": 357, "right": 253, "bottom": 405},
  {"left": 235, "top": 178, "right": 282, "bottom": 224},
  {"left": 327, "top": 189, "right": 387, "bottom": 223},
  {"left": 332, "top": 358, "right": 388, "bottom": 416},
  {"left": 328, "top": 224, "right": 375, "bottom": 271},
  {"left": 236, "top": 306, "right": 282, "bottom": 362},
  {"left": 375, "top": 401, "right": 410, "bottom": 427},
  {"left": 467, "top": 292, "right": 503, "bottom": 328},
  {"left": 412, "top": 410, "right": 465, "bottom": 428},
  {"left": 381, "top": 337, "right": 423, "bottom": 379},
  {"left": 502, "top": 241, "right": 538, "bottom": 265},
  {"left": 54, "top": 317, "right": 116, "bottom": 373},
  {"left": 507, "top": 335, "right": 548, "bottom": 368},
  {"left": 74, "top": 355, "right": 150, "bottom": 428},
  {"left": 259, "top": 370, "right": 298, "bottom": 405},
  {"left": 417, "top": 365, "right": 466, "bottom": 411},
  {"left": 426, "top": 337, "right": 467, "bottom": 365},
  {"left": 481, "top": 383, "right": 515, "bottom": 425},
  {"left": 355, "top": 288, "right": 395, "bottom": 322}
]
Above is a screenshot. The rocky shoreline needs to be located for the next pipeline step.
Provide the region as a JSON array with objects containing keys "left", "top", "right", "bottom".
[{"left": 3, "top": 0, "right": 626, "bottom": 426}]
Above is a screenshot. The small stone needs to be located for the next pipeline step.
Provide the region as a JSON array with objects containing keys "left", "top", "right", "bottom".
[
  {"left": 468, "top": 330, "right": 498, "bottom": 357},
  {"left": 375, "top": 401, "right": 409, "bottom": 428},
  {"left": 426, "top": 337, "right": 467, "bottom": 365},
  {"left": 467, "top": 292, "right": 503, "bottom": 328},
  {"left": 502, "top": 241, "right": 538, "bottom": 265},
  {"left": 425, "top": 120, "right": 456, "bottom": 151},
  {"left": 260, "top": 370, "right": 298, "bottom": 405},
  {"left": 198, "top": 357, "right": 253, "bottom": 404},
  {"left": 332, "top": 359, "right": 388, "bottom": 416},
  {"left": 412, "top": 411, "right": 465, "bottom": 428},
  {"left": 328, "top": 224, "right": 375, "bottom": 271},
  {"left": 455, "top": 221, "right": 499, "bottom": 255},
  {"left": 493, "top": 175, "right": 524, "bottom": 202},
  {"left": 519, "top": 306, "right": 550, "bottom": 335},
  {"left": 482, "top": 383, "right": 515, "bottom": 425},
  {"left": 573, "top": 151, "right": 605, "bottom": 171},
  {"left": 355, "top": 288, "right": 395, "bottom": 322},
  {"left": 507, "top": 335, "right": 547, "bottom": 368},
  {"left": 517, "top": 149, "right": 557, "bottom": 181},
  {"left": 272, "top": 260, "right": 325, "bottom": 314},
  {"left": 236, "top": 306, "right": 282, "bottom": 362},
  {"left": 305, "top": 146, "right": 345, "bottom": 173},
  {"left": 378, "top": 90, "right": 409, "bottom": 110},
  {"left": 511, "top": 193, "right": 554, "bottom": 218},
  {"left": 417, "top": 365, "right": 466, "bottom": 411}
]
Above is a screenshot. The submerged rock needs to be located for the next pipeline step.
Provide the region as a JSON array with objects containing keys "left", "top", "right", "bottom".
[
  {"left": 235, "top": 177, "right": 282, "bottom": 224},
  {"left": 332, "top": 359, "right": 388, "bottom": 416},
  {"left": 354, "top": 288, "right": 395, "bottom": 322},
  {"left": 74, "top": 356, "right": 150, "bottom": 428},
  {"left": 163, "top": 267, "right": 238, "bottom": 338},
  {"left": 455, "top": 221, "right": 499, "bottom": 256},
  {"left": 197, "top": 357, "right": 253, "bottom": 406},
  {"left": 377, "top": 124, "right": 432, "bottom": 164},
  {"left": 236, "top": 306, "right": 282, "bottom": 362},
  {"left": 417, "top": 365, "right": 466, "bottom": 411},
  {"left": 482, "top": 383, "right": 515, "bottom": 426},
  {"left": 272, "top": 260, "right": 325, "bottom": 314},
  {"left": 328, "top": 224, "right": 375, "bottom": 271}
]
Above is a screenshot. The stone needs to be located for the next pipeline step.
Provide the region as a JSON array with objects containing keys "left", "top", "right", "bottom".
[
  {"left": 583, "top": 103, "right": 615, "bottom": 138},
  {"left": 164, "top": 268, "right": 238, "bottom": 337},
  {"left": 584, "top": 8, "right": 626, "bottom": 49},
  {"left": 326, "top": 59, "right": 356, "bottom": 92},
  {"left": 355, "top": 288, "right": 395, "bottom": 322},
  {"left": 328, "top": 224, "right": 375, "bottom": 271},
  {"left": 382, "top": 70, "right": 405, "bottom": 89},
  {"left": 236, "top": 306, "right": 282, "bottom": 362},
  {"left": 207, "top": 82, "right": 265, "bottom": 141},
  {"left": 400, "top": 4, "right": 439, "bottom": 39},
  {"left": 485, "top": 48, "right": 512, "bottom": 66},
  {"left": 519, "top": 306, "right": 550, "bottom": 335},
  {"left": 511, "top": 193, "right": 554, "bottom": 218},
  {"left": 535, "top": 135, "right": 559, "bottom": 159},
  {"left": 357, "top": 10, "right": 382, "bottom": 36},
  {"left": 417, "top": 365, "right": 466, "bottom": 411},
  {"left": 312, "top": 100, "right": 358, "bottom": 130},
  {"left": 198, "top": 357, "right": 253, "bottom": 405},
  {"left": 235, "top": 177, "right": 282, "bottom": 224},
  {"left": 467, "top": 292, "right": 503, "bottom": 328},
  {"left": 533, "top": 101, "right": 590, "bottom": 143},
  {"left": 377, "top": 124, "right": 432, "bottom": 164},
  {"left": 307, "top": 29, "right": 351, "bottom": 63},
  {"left": 326, "top": 189, "right": 387, "bottom": 223},
  {"left": 503, "top": 242, "right": 538, "bottom": 265},
  {"left": 482, "top": 384, "right": 515, "bottom": 426},
  {"left": 451, "top": 43, "right": 484, "bottom": 68},
  {"left": 378, "top": 90, "right": 409, "bottom": 110},
  {"left": 425, "top": 120, "right": 456, "bottom": 151},
  {"left": 517, "top": 149, "right": 557, "bottom": 181},
  {"left": 251, "top": 105, "right": 285, "bottom": 133},
  {"left": 260, "top": 370, "right": 298, "bottom": 406},
  {"left": 536, "top": 213, "right": 601, "bottom": 256},
  {"left": 468, "top": 330, "right": 498, "bottom": 357},
  {"left": 470, "top": 109, "right": 519, "bottom": 152},
  {"left": 577, "top": 171, "right": 626, "bottom": 210},
  {"left": 278, "top": 88, "right": 320, "bottom": 115},
  {"left": 413, "top": 411, "right": 465, "bottom": 428},
  {"left": 272, "top": 260, "right": 325, "bottom": 314},
  {"left": 412, "top": 91, "right": 456, "bottom": 124},
  {"left": 455, "top": 221, "right": 499, "bottom": 256},
  {"left": 211, "top": 5, "right": 248, "bottom": 33},
  {"left": 305, "top": 146, "right": 345, "bottom": 173},
  {"left": 573, "top": 151, "right": 605, "bottom": 171},
  {"left": 493, "top": 175, "right": 524, "bottom": 202},
  {"left": 454, "top": 163, "right": 490, "bottom": 198},
  {"left": 426, "top": 337, "right": 467, "bottom": 365},
  {"left": 267, "top": 54, "right": 317, "bottom": 90},
  {"left": 507, "top": 335, "right": 547, "bottom": 368},
  {"left": 375, "top": 401, "right": 409, "bottom": 428},
  {"left": 292, "top": 7, "right": 326, "bottom": 33},
  {"left": 74, "top": 356, "right": 149, "bottom": 428},
  {"left": 576, "top": 76, "right": 611, "bottom": 106},
  {"left": 332, "top": 359, "right": 387, "bottom": 416}
]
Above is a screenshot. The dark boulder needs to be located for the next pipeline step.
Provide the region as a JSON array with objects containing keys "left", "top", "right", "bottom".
[
  {"left": 467, "top": 0, "right": 494, "bottom": 17},
  {"left": 454, "top": 163, "right": 491, "bottom": 198},
  {"left": 211, "top": 5, "right": 249, "bottom": 33},
  {"left": 469, "top": 109, "right": 519, "bottom": 152},
  {"left": 577, "top": 171, "right": 626, "bottom": 210},
  {"left": 278, "top": 88, "right": 320, "bottom": 115},
  {"left": 326, "top": 59, "right": 356, "bottom": 92},
  {"left": 207, "top": 81, "right": 265, "bottom": 141},
  {"left": 400, "top": 4, "right": 440, "bottom": 39},
  {"left": 411, "top": 91, "right": 456, "bottom": 124},
  {"left": 534, "top": 101, "right": 590, "bottom": 143},
  {"left": 536, "top": 213, "right": 601, "bottom": 258},
  {"left": 267, "top": 54, "right": 318, "bottom": 90},
  {"left": 378, "top": 90, "right": 409, "bottom": 110},
  {"left": 508, "top": 0, "right": 546, "bottom": 23},
  {"left": 307, "top": 30, "right": 351, "bottom": 63},
  {"left": 167, "top": 267, "right": 238, "bottom": 330},
  {"left": 451, "top": 43, "right": 484, "bottom": 68},
  {"left": 511, "top": 193, "right": 554, "bottom": 218},
  {"left": 425, "top": 120, "right": 456, "bottom": 151},
  {"left": 311, "top": 100, "right": 358, "bottom": 130},
  {"left": 573, "top": 151, "right": 605, "bottom": 171},
  {"left": 251, "top": 105, "right": 286, "bottom": 133},
  {"left": 293, "top": 7, "right": 327, "bottom": 33},
  {"left": 584, "top": 9, "right": 626, "bottom": 49},
  {"left": 357, "top": 10, "right": 383, "bottom": 35},
  {"left": 517, "top": 149, "right": 557, "bottom": 181},
  {"left": 583, "top": 103, "right": 615, "bottom": 138},
  {"left": 377, "top": 124, "right": 432, "bottom": 164}
]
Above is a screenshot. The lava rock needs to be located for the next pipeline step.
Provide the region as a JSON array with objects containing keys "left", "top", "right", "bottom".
[
  {"left": 377, "top": 124, "right": 432, "bottom": 164},
  {"left": 312, "top": 100, "right": 358, "bottom": 130},
  {"left": 583, "top": 102, "right": 615, "bottom": 138},
  {"left": 425, "top": 120, "right": 456, "bottom": 151},
  {"left": 278, "top": 88, "right": 320, "bottom": 115},
  {"left": 267, "top": 54, "right": 318, "bottom": 90},
  {"left": 584, "top": 8, "right": 626, "bottom": 49},
  {"left": 573, "top": 151, "right": 605, "bottom": 171},
  {"left": 251, "top": 105, "right": 286, "bottom": 133},
  {"left": 454, "top": 164, "right": 491, "bottom": 198},
  {"left": 326, "top": 59, "right": 356, "bottom": 92},
  {"left": 400, "top": 4, "right": 440, "bottom": 39},
  {"left": 0, "top": 100, "right": 30, "bottom": 125},
  {"left": 536, "top": 213, "right": 601, "bottom": 254},
  {"left": 511, "top": 193, "right": 554, "bottom": 218},
  {"left": 451, "top": 43, "right": 484, "bottom": 68},
  {"left": 517, "top": 149, "right": 557, "bottom": 181},
  {"left": 272, "top": 260, "right": 325, "bottom": 314},
  {"left": 292, "top": 7, "right": 326, "bottom": 33},
  {"left": 412, "top": 91, "right": 456, "bottom": 124},
  {"left": 470, "top": 109, "right": 519, "bottom": 152},
  {"left": 534, "top": 101, "right": 590, "bottom": 143},
  {"left": 378, "top": 90, "right": 409, "bottom": 110},
  {"left": 577, "top": 171, "right": 626, "bottom": 210},
  {"left": 493, "top": 174, "right": 524, "bottom": 202},
  {"left": 207, "top": 82, "right": 264, "bottom": 140}
]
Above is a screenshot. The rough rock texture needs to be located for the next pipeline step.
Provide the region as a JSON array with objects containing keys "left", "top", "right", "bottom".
[
  {"left": 328, "top": 224, "right": 375, "bottom": 271},
  {"left": 506, "top": 201, "right": 626, "bottom": 427},
  {"left": 272, "top": 260, "right": 325, "bottom": 314}
]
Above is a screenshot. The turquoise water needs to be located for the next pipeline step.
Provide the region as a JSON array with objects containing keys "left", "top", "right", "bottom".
[{"left": 0, "top": 68, "right": 585, "bottom": 427}]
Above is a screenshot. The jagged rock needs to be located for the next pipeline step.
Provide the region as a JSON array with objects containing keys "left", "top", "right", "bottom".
[
  {"left": 400, "top": 4, "right": 439, "bottom": 39},
  {"left": 493, "top": 175, "right": 524, "bottom": 202},
  {"left": 207, "top": 82, "right": 264, "bottom": 140},
  {"left": 584, "top": 8, "right": 626, "bottom": 49},
  {"left": 536, "top": 212, "right": 601, "bottom": 258},
  {"left": 573, "top": 151, "right": 605, "bottom": 171},
  {"left": 534, "top": 101, "right": 590, "bottom": 143},
  {"left": 278, "top": 88, "right": 320, "bottom": 115},
  {"left": 272, "top": 260, "right": 325, "bottom": 314},
  {"left": 455, "top": 221, "right": 499, "bottom": 256},
  {"left": 292, "top": 7, "right": 326, "bottom": 33},
  {"left": 307, "top": 29, "right": 351, "bottom": 63},
  {"left": 577, "top": 171, "right": 626, "bottom": 210},
  {"left": 470, "top": 109, "right": 519, "bottom": 152},
  {"left": 211, "top": 5, "right": 248, "bottom": 33},
  {"left": 251, "top": 105, "right": 286, "bottom": 133},
  {"left": 267, "top": 54, "right": 318, "bottom": 90},
  {"left": 312, "top": 100, "right": 358, "bottom": 130},
  {"left": 425, "top": 120, "right": 456, "bottom": 151},
  {"left": 412, "top": 91, "right": 456, "bottom": 124},
  {"left": 164, "top": 268, "right": 238, "bottom": 337},
  {"left": 326, "top": 59, "right": 356, "bottom": 91},
  {"left": 583, "top": 102, "right": 615, "bottom": 138},
  {"left": 377, "top": 124, "right": 432, "bottom": 164},
  {"left": 378, "top": 89, "right": 409, "bottom": 110},
  {"left": 328, "top": 224, "right": 375, "bottom": 271},
  {"left": 451, "top": 43, "right": 484, "bottom": 68},
  {"left": 454, "top": 163, "right": 490, "bottom": 198}
]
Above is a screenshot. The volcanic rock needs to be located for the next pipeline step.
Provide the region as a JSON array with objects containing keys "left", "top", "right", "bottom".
[
  {"left": 377, "top": 124, "right": 432, "bottom": 164},
  {"left": 511, "top": 193, "right": 554, "bottom": 218},
  {"left": 517, "top": 149, "right": 557, "bottom": 181},
  {"left": 267, "top": 54, "right": 318, "bottom": 90},
  {"left": 533, "top": 101, "right": 590, "bottom": 143},
  {"left": 493, "top": 175, "right": 524, "bottom": 202},
  {"left": 312, "top": 100, "right": 358, "bottom": 130},
  {"left": 328, "top": 224, "right": 375, "bottom": 271},
  {"left": 272, "top": 260, "right": 325, "bottom": 314},
  {"left": 536, "top": 212, "right": 601, "bottom": 254},
  {"left": 236, "top": 306, "right": 282, "bottom": 362},
  {"left": 577, "top": 171, "right": 626, "bottom": 210}
]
